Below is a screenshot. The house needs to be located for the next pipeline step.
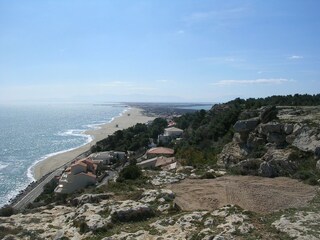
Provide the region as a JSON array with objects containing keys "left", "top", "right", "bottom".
[
  {"left": 137, "top": 156, "right": 176, "bottom": 169},
  {"left": 89, "top": 151, "right": 126, "bottom": 165},
  {"left": 54, "top": 158, "right": 97, "bottom": 194},
  {"left": 158, "top": 127, "right": 183, "bottom": 144},
  {"left": 146, "top": 147, "right": 174, "bottom": 158},
  {"left": 164, "top": 127, "right": 183, "bottom": 137}
]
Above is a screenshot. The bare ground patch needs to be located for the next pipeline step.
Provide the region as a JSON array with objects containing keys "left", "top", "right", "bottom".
[{"left": 169, "top": 175, "right": 317, "bottom": 214}]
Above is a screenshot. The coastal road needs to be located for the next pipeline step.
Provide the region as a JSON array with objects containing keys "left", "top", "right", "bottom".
[{"left": 13, "top": 167, "right": 64, "bottom": 210}]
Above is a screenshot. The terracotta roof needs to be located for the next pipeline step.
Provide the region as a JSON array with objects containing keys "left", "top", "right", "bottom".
[{"left": 147, "top": 147, "right": 174, "bottom": 155}]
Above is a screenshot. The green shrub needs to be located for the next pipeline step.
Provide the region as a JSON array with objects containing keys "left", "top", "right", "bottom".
[
  {"left": 117, "top": 164, "right": 142, "bottom": 182},
  {"left": 0, "top": 205, "right": 14, "bottom": 217}
]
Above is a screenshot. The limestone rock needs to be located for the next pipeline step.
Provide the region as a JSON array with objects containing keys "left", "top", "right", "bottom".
[
  {"left": 233, "top": 117, "right": 260, "bottom": 133},
  {"left": 292, "top": 126, "right": 320, "bottom": 154},
  {"left": 109, "top": 200, "right": 154, "bottom": 222},
  {"left": 267, "top": 132, "right": 286, "bottom": 146},
  {"left": 272, "top": 211, "right": 320, "bottom": 240},
  {"left": 247, "top": 133, "right": 265, "bottom": 148},
  {"left": 71, "top": 193, "right": 113, "bottom": 206},
  {"left": 258, "top": 122, "right": 282, "bottom": 135},
  {"left": 218, "top": 142, "right": 248, "bottom": 167},
  {"left": 259, "top": 105, "right": 277, "bottom": 123},
  {"left": 283, "top": 123, "right": 294, "bottom": 135},
  {"left": 259, "top": 161, "right": 277, "bottom": 178},
  {"left": 230, "top": 159, "right": 263, "bottom": 175},
  {"left": 140, "top": 189, "right": 175, "bottom": 203}
]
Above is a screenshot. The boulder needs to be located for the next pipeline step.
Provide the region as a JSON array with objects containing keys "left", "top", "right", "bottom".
[
  {"left": 283, "top": 124, "right": 294, "bottom": 135},
  {"left": 233, "top": 118, "right": 260, "bottom": 133},
  {"left": 218, "top": 142, "right": 248, "bottom": 167},
  {"left": 140, "top": 189, "right": 175, "bottom": 203},
  {"left": 258, "top": 122, "right": 282, "bottom": 135},
  {"left": 267, "top": 133, "right": 286, "bottom": 146},
  {"left": 259, "top": 161, "right": 277, "bottom": 178},
  {"left": 109, "top": 200, "right": 155, "bottom": 222},
  {"left": 286, "top": 134, "right": 296, "bottom": 144},
  {"left": 230, "top": 159, "right": 263, "bottom": 175},
  {"left": 71, "top": 193, "right": 113, "bottom": 206},
  {"left": 259, "top": 106, "right": 277, "bottom": 123},
  {"left": 259, "top": 160, "right": 296, "bottom": 178},
  {"left": 247, "top": 133, "right": 265, "bottom": 148},
  {"left": 292, "top": 126, "right": 320, "bottom": 153}
]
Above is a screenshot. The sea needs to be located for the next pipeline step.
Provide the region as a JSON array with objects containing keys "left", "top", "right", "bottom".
[{"left": 0, "top": 102, "right": 126, "bottom": 207}]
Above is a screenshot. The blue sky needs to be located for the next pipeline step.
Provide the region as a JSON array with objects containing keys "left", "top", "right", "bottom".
[{"left": 0, "top": 0, "right": 320, "bottom": 103}]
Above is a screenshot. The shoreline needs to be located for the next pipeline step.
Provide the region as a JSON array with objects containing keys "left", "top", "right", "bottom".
[{"left": 32, "top": 107, "right": 155, "bottom": 180}]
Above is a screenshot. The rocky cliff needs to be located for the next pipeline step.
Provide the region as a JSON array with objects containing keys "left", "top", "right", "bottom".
[{"left": 219, "top": 106, "right": 320, "bottom": 181}]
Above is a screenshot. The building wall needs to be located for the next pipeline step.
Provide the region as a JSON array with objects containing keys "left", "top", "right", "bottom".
[{"left": 57, "top": 174, "right": 96, "bottom": 194}]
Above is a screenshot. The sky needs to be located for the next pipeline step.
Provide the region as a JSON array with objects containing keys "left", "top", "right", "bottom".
[{"left": 0, "top": 0, "right": 320, "bottom": 103}]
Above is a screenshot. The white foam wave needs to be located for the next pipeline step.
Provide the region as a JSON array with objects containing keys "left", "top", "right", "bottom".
[
  {"left": 26, "top": 106, "right": 129, "bottom": 181},
  {"left": 0, "top": 164, "right": 8, "bottom": 171}
]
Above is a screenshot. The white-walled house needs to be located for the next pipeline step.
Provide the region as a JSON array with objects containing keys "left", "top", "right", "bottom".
[
  {"left": 164, "top": 127, "right": 183, "bottom": 137},
  {"left": 158, "top": 127, "right": 183, "bottom": 144},
  {"left": 55, "top": 158, "right": 97, "bottom": 194}
]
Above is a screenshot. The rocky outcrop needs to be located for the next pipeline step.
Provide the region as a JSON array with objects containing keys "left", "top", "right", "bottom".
[
  {"left": 273, "top": 210, "right": 320, "bottom": 240},
  {"left": 219, "top": 106, "right": 320, "bottom": 177},
  {"left": 140, "top": 189, "right": 175, "bottom": 204},
  {"left": 233, "top": 117, "right": 260, "bottom": 133},
  {"left": 109, "top": 200, "right": 155, "bottom": 222},
  {"left": 71, "top": 193, "right": 114, "bottom": 206},
  {"left": 292, "top": 126, "right": 320, "bottom": 154},
  {"left": 218, "top": 142, "right": 248, "bottom": 167},
  {"left": 259, "top": 105, "right": 277, "bottom": 123}
]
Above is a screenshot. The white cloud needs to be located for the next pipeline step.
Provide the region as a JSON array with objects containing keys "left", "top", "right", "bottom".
[
  {"left": 211, "top": 78, "right": 293, "bottom": 86},
  {"left": 176, "top": 30, "right": 185, "bottom": 35},
  {"left": 288, "top": 55, "right": 303, "bottom": 60}
]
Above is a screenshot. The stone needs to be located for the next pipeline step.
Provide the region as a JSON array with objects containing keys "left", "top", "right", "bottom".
[
  {"left": 71, "top": 193, "right": 113, "bottom": 206},
  {"left": 259, "top": 161, "right": 277, "bottom": 178},
  {"left": 247, "top": 133, "right": 265, "bottom": 148},
  {"left": 259, "top": 106, "right": 277, "bottom": 123},
  {"left": 109, "top": 200, "right": 155, "bottom": 222},
  {"left": 283, "top": 124, "right": 294, "bottom": 135},
  {"left": 258, "top": 122, "right": 282, "bottom": 135},
  {"left": 286, "top": 134, "right": 296, "bottom": 144},
  {"left": 218, "top": 142, "right": 248, "bottom": 167},
  {"left": 230, "top": 159, "right": 263, "bottom": 175},
  {"left": 233, "top": 117, "right": 260, "bottom": 133},
  {"left": 292, "top": 126, "right": 320, "bottom": 153},
  {"left": 272, "top": 211, "right": 320, "bottom": 240},
  {"left": 267, "top": 132, "right": 286, "bottom": 146}
]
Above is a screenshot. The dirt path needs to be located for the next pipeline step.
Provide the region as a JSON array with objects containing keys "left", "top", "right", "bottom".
[{"left": 169, "top": 175, "right": 317, "bottom": 214}]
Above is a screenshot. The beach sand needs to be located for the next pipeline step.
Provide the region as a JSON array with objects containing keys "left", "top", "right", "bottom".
[{"left": 32, "top": 107, "right": 155, "bottom": 180}]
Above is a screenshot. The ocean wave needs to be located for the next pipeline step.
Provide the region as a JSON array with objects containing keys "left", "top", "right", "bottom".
[
  {"left": 0, "top": 164, "right": 9, "bottom": 171},
  {"left": 27, "top": 131, "right": 93, "bottom": 181}
]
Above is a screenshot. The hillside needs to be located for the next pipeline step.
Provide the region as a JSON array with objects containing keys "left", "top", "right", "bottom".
[{"left": 1, "top": 94, "right": 320, "bottom": 240}]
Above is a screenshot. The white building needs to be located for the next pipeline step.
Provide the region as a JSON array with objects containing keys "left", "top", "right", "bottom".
[
  {"left": 164, "top": 127, "right": 183, "bottom": 137},
  {"left": 158, "top": 127, "right": 183, "bottom": 144},
  {"left": 55, "top": 159, "right": 97, "bottom": 194}
]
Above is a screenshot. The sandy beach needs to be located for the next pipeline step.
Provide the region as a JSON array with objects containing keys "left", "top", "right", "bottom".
[{"left": 32, "top": 107, "right": 155, "bottom": 180}]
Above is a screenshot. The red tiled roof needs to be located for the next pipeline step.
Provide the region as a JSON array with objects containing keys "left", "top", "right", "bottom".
[{"left": 147, "top": 147, "right": 174, "bottom": 155}]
